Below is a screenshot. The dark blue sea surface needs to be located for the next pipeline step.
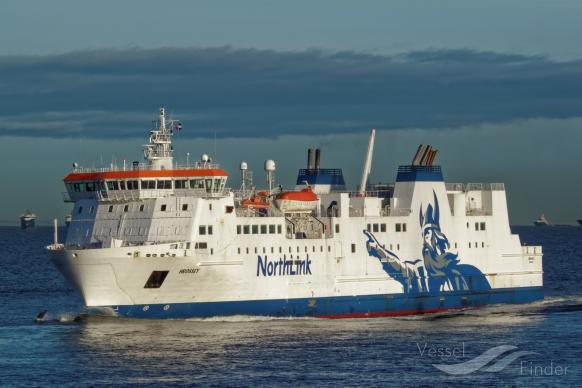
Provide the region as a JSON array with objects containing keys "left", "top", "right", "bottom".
[{"left": 0, "top": 226, "right": 581, "bottom": 387}]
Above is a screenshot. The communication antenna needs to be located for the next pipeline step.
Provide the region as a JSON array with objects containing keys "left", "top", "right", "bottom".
[{"left": 240, "top": 161, "right": 253, "bottom": 196}]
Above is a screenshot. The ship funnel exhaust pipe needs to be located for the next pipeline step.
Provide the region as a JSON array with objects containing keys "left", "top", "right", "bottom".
[
  {"left": 315, "top": 149, "right": 321, "bottom": 170},
  {"left": 307, "top": 148, "right": 314, "bottom": 170}
]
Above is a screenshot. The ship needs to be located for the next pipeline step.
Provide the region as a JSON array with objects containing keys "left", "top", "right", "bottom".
[
  {"left": 20, "top": 210, "right": 37, "bottom": 229},
  {"left": 534, "top": 214, "right": 550, "bottom": 227},
  {"left": 46, "top": 107, "right": 543, "bottom": 319}
]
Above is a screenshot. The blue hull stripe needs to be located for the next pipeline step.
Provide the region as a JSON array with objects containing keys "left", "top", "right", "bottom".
[{"left": 105, "top": 286, "right": 543, "bottom": 319}]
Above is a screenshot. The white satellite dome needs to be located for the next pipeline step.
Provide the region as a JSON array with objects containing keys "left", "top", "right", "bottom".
[{"left": 264, "top": 159, "right": 276, "bottom": 172}]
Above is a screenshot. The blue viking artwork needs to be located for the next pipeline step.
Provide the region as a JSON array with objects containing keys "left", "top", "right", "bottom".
[{"left": 365, "top": 191, "right": 490, "bottom": 293}]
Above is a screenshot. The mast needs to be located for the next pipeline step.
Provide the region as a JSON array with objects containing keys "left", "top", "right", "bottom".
[
  {"left": 143, "top": 106, "right": 175, "bottom": 170},
  {"left": 358, "top": 128, "right": 376, "bottom": 195}
]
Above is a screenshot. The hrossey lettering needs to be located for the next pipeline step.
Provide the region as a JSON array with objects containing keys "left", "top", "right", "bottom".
[{"left": 257, "top": 256, "right": 312, "bottom": 277}]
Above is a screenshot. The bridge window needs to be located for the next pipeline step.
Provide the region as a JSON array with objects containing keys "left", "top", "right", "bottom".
[
  {"left": 189, "top": 179, "right": 204, "bottom": 189},
  {"left": 243, "top": 225, "right": 250, "bottom": 234},
  {"left": 252, "top": 225, "right": 259, "bottom": 234},
  {"left": 214, "top": 178, "right": 222, "bottom": 192},
  {"left": 107, "top": 181, "right": 119, "bottom": 191},
  {"left": 260, "top": 225, "right": 267, "bottom": 234},
  {"left": 175, "top": 180, "right": 187, "bottom": 189},
  {"left": 157, "top": 180, "right": 172, "bottom": 190},
  {"left": 86, "top": 182, "right": 96, "bottom": 192},
  {"left": 141, "top": 180, "right": 155, "bottom": 189},
  {"left": 269, "top": 224, "right": 276, "bottom": 234},
  {"left": 205, "top": 179, "right": 213, "bottom": 193},
  {"left": 126, "top": 180, "right": 139, "bottom": 190}
]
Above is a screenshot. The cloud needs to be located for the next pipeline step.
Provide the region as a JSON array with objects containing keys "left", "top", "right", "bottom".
[{"left": 1, "top": 47, "right": 581, "bottom": 139}]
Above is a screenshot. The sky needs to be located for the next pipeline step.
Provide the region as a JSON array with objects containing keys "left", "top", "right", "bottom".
[{"left": 1, "top": 1, "right": 581, "bottom": 225}]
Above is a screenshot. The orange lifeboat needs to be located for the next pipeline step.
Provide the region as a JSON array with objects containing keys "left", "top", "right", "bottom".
[
  {"left": 241, "top": 194, "right": 270, "bottom": 209},
  {"left": 275, "top": 187, "right": 318, "bottom": 213}
]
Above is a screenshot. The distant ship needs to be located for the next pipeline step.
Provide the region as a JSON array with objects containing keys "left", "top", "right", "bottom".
[
  {"left": 20, "top": 210, "right": 37, "bottom": 229},
  {"left": 534, "top": 214, "right": 550, "bottom": 226}
]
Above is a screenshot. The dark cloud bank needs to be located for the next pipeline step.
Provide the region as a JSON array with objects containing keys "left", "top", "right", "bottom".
[{"left": 1, "top": 47, "right": 581, "bottom": 139}]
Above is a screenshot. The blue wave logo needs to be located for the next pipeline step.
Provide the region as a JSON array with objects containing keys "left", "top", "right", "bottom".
[{"left": 432, "top": 345, "right": 538, "bottom": 375}]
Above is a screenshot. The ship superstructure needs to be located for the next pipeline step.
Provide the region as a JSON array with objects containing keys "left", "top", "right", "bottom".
[
  {"left": 47, "top": 107, "right": 543, "bottom": 318},
  {"left": 20, "top": 210, "right": 37, "bottom": 230}
]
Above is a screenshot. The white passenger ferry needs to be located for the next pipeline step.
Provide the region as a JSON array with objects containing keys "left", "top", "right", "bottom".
[{"left": 46, "top": 107, "right": 543, "bottom": 318}]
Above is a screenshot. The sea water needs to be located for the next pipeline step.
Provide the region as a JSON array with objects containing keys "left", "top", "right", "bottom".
[{"left": 0, "top": 226, "right": 580, "bottom": 387}]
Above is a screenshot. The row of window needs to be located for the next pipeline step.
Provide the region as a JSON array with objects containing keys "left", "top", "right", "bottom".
[
  {"left": 238, "top": 245, "right": 332, "bottom": 255},
  {"left": 199, "top": 225, "right": 213, "bottom": 235},
  {"left": 237, "top": 224, "right": 283, "bottom": 235},
  {"left": 467, "top": 221, "right": 487, "bottom": 231},
  {"left": 69, "top": 178, "right": 226, "bottom": 194},
  {"left": 469, "top": 242, "right": 487, "bottom": 248},
  {"left": 365, "top": 223, "right": 408, "bottom": 233}
]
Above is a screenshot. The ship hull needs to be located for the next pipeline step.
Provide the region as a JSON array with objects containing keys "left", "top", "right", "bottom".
[
  {"left": 20, "top": 218, "right": 35, "bottom": 229},
  {"left": 105, "top": 286, "right": 543, "bottom": 319}
]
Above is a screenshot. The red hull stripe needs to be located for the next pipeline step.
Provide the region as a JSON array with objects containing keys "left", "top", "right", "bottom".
[
  {"left": 64, "top": 168, "right": 228, "bottom": 182},
  {"left": 317, "top": 306, "right": 477, "bottom": 319}
]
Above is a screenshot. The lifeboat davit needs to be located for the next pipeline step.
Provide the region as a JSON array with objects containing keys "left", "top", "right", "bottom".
[{"left": 275, "top": 187, "right": 318, "bottom": 213}]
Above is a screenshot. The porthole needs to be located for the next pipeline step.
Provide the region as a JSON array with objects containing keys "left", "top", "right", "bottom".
[
  {"left": 143, "top": 305, "right": 150, "bottom": 311},
  {"left": 163, "top": 305, "right": 170, "bottom": 311}
]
